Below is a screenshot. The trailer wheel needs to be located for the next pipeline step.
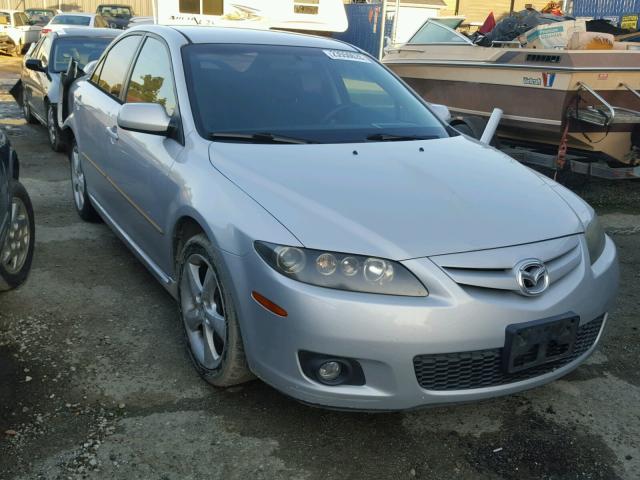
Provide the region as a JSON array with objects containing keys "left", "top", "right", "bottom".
[{"left": 451, "top": 116, "right": 501, "bottom": 148}]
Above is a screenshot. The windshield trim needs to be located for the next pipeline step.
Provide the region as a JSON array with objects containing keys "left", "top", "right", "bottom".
[{"left": 182, "top": 42, "right": 451, "bottom": 145}]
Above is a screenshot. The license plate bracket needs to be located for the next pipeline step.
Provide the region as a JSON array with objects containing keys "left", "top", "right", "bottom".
[{"left": 503, "top": 314, "right": 579, "bottom": 374}]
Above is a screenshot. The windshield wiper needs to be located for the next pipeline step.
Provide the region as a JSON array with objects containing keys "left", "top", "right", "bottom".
[
  {"left": 209, "top": 132, "right": 314, "bottom": 144},
  {"left": 366, "top": 133, "right": 438, "bottom": 142}
]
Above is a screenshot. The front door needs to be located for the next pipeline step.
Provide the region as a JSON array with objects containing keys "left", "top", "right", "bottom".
[{"left": 108, "top": 35, "right": 183, "bottom": 271}]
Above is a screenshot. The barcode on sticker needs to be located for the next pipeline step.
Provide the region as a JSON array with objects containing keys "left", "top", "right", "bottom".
[{"left": 323, "top": 50, "right": 370, "bottom": 63}]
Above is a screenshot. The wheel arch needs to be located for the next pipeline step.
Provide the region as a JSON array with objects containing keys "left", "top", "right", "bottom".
[{"left": 172, "top": 215, "right": 207, "bottom": 266}]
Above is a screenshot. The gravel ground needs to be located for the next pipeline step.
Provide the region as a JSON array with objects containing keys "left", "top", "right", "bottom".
[{"left": 0, "top": 55, "right": 638, "bottom": 480}]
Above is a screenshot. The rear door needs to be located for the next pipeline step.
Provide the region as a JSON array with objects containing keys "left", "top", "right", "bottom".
[
  {"left": 76, "top": 34, "right": 142, "bottom": 215},
  {"left": 107, "top": 34, "right": 183, "bottom": 268}
]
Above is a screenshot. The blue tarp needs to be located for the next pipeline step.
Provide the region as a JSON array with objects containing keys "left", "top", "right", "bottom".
[{"left": 573, "top": 0, "right": 640, "bottom": 24}]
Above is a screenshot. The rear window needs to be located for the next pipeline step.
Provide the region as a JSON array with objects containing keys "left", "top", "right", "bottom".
[
  {"left": 51, "top": 15, "right": 92, "bottom": 26},
  {"left": 97, "top": 6, "right": 133, "bottom": 17},
  {"left": 51, "top": 37, "right": 113, "bottom": 73}
]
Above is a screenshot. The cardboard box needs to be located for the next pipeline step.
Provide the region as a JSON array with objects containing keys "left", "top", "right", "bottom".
[{"left": 520, "top": 20, "right": 587, "bottom": 49}]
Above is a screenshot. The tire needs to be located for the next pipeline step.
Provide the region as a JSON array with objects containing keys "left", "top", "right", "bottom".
[
  {"left": 0, "top": 181, "right": 35, "bottom": 291},
  {"left": 69, "top": 139, "right": 100, "bottom": 222},
  {"left": 47, "top": 103, "right": 65, "bottom": 152},
  {"left": 178, "top": 234, "right": 253, "bottom": 387},
  {"left": 22, "top": 91, "right": 37, "bottom": 124}
]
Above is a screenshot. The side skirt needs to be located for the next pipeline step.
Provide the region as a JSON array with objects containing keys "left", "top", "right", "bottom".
[{"left": 89, "top": 193, "right": 178, "bottom": 299}]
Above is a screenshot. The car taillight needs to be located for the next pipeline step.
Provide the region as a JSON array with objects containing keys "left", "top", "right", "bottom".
[{"left": 41, "top": 28, "right": 51, "bottom": 34}]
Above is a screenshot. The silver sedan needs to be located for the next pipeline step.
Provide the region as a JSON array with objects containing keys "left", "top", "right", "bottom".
[{"left": 62, "top": 25, "right": 619, "bottom": 410}]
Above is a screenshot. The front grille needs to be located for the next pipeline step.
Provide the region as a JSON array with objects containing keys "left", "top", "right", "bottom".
[{"left": 413, "top": 317, "right": 604, "bottom": 391}]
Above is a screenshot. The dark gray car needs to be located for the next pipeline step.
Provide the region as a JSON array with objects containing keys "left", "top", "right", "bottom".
[
  {"left": 0, "top": 128, "right": 34, "bottom": 291},
  {"left": 95, "top": 4, "right": 134, "bottom": 29},
  {"left": 20, "top": 27, "right": 119, "bottom": 151}
]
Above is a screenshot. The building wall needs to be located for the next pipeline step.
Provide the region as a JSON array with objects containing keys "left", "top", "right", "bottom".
[
  {"left": 439, "top": 0, "right": 551, "bottom": 23},
  {"left": 3, "top": 0, "right": 153, "bottom": 16},
  {"left": 396, "top": 6, "right": 439, "bottom": 41}
]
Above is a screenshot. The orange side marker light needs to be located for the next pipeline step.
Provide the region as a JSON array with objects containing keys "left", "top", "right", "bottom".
[{"left": 251, "top": 291, "right": 288, "bottom": 317}]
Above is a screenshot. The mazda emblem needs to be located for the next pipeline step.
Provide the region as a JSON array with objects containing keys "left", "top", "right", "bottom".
[{"left": 514, "top": 259, "right": 550, "bottom": 296}]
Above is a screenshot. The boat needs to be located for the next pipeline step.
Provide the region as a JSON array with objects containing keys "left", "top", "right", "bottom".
[{"left": 382, "top": 19, "right": 640, "bottom": 169}]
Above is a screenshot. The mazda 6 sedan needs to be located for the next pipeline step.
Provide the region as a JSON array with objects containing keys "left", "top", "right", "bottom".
[{"left": 61, "top": 25, "right": 619, "bottom": 410}]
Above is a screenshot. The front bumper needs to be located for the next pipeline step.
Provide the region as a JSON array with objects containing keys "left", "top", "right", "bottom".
[{"left": 224, "top": 235, "right": 619, "bottom": 411}]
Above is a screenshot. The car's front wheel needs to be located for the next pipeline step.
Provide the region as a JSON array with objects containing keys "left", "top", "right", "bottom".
[
  {"left": 70, "top": 139, "right": 99, "bottom": 222},
  {"left": 0, "top": 181, "right": 35, "bottom": 291},
  {"left": 178, "top": 234, "right": 253, "bottom": 387},
  {"left": 47, "top": 104, "right": 65, "bottom": 152}
]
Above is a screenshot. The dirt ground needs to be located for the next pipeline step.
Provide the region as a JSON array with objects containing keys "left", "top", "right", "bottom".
[{"left": 0, "top": 55, "right": 638, "bottom": 480}]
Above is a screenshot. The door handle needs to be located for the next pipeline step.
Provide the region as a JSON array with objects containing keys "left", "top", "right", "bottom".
[{"left": 106, "top": 126, "right": 119, "bottom": 141}]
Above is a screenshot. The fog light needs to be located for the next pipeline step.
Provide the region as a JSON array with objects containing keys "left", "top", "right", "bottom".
[{"left": 318, "top": 361, "right": 342, "bottom": 383}]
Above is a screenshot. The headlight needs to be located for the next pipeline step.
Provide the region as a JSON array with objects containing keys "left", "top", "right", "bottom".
[
  {"left": 585, "top": 215, "right": 606, "bottom": 265},
  {"left": 255, "top": 242, "right": 428, "bottom": 297}
]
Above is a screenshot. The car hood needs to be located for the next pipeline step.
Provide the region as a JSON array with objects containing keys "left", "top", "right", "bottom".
[{"left": 208, "top": 136, "right": 583, "bottom": 259}]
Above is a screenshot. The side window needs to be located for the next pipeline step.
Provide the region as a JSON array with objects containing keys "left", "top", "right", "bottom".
[
  {"left": 90, "top": 57, "right": 106, "bottom": 84},
  {"left": 38, "top": 37, "right": 52, "bottom": 66},
  {"left": 125, "top": 37, "right": 177, "bottom": 117},
  {"left": 29, "top": 36, "right": 45, "bottom": 58},
  {"left": 92, "top": 35, "right": 141, "bottom": 99}
]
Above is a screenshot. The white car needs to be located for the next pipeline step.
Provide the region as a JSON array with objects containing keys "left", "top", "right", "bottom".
[
  {"left": 42, "top": 13, "right": 109, "bottom": 34},
  {"left": 0, "top": 10, "right": 42, "bottom": 56}
]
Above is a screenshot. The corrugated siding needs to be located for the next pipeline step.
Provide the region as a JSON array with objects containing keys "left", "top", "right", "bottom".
[
  {"left": 440, "top": 0, "right": 551, "bottom": 23},
  {"left": 573, "top": 0, "right": 640, "bottom": 17},
  {"left": 4, "top": 0, "right": 153, "bottom": 16}
]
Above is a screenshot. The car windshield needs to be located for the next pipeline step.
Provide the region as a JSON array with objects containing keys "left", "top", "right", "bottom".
[
  {"left": 408, "top": 20, "right": 473, "bottom": 45},
  {"left": 51, "top": 37, "right": 113, "bottom": 73},
  {"left": 97, "top": 6, "right": 132, "bottom": 17},
  {"left": 182, "top": 44, "right": 448, "bottom": 144},
  {"left": 51, "top": 15, "right": 92, "bottom": 26},
  {"left": 27, "top": 10, "right": 54, "bottom": 18}
]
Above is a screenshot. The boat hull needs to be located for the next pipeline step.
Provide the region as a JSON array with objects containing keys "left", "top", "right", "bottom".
[{"left": 384, "top": 47, "right": 640, "bottom": 164}]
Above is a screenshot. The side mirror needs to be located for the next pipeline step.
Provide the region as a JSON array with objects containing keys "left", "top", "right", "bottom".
[
  {"left": 82, "top": 60, "right": 98, "bottom": 76},
  {"left": 117, "top": 103, "right": 171, "bottom": 135},
  {"left": 429, "top": 103, "right": 451, "bottom": 123},
  {"left": 25, "top": 58, "right": 46, "bottom": 72}
]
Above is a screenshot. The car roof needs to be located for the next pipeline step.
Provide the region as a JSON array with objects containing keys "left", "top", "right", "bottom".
[
  {"left": 97, "top": 4, "right": 132, "bottom": 7},
  {"left": 52, "top": 27, "right": 120, "bottom": 38},
  {"left": 128, "top": 25, "right": 358, "bottom": 51}
]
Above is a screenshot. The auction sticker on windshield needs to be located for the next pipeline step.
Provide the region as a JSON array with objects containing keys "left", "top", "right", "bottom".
[{"left": 323, "top": 50, "right": 370, "bottom": 63}]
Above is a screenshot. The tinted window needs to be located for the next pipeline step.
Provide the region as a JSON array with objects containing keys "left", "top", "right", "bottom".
[
  {"left": 183, "top": 44, "right": 447, "bottom": 144},
  {"left": 98, "top": 6, "right": 132, "bottom": 17},
  {"left": 52, "top": 37, "right": 113, "bottom": 73},
  {"left": 51, "top": 15, "right": 92, "bottom": 26},
  {"left": 0, "top": 12, "right": 10, "bottom": 25},
  {"left": 126, "top": 37, "right": 176, "bottom": 116},
  {"left": 179, "top": 0, "right": 199, "bottom": 14},
  {"left": 93, "top": 35, "right": 141, "bottom": 98}
]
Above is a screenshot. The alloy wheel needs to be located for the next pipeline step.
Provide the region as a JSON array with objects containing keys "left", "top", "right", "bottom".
[
  {"left": 71, "top": 145, "right": 85, "bottom": 210},
  {"left": 1, "top": 197, "right": 31, "bottom": 274},
  {"left": 180, "top": 253, "right": 227, "bottom": 370}
]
